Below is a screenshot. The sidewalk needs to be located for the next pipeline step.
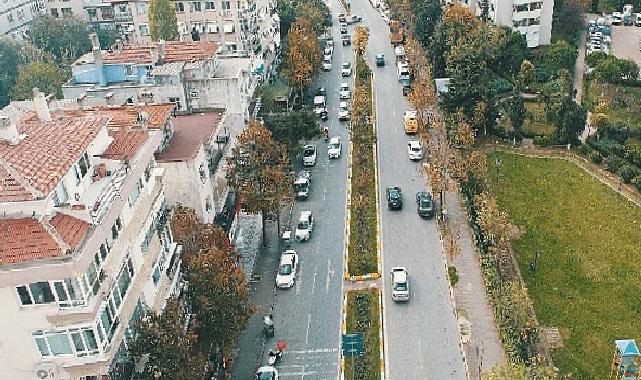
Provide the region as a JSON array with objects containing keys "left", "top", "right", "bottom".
[{"left": 444, "top": 191, "right": 506, "bottom": 378}]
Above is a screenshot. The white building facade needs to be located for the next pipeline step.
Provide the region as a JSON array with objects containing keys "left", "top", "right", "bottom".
[{"left": 1, "top": 0, "right": 45, "bottom": 39}]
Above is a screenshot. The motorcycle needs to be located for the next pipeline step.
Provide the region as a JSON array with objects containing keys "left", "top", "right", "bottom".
[
  {"left": 267, "top": 340, "right": 287, "bottom": 366},
  {"left": 320, "top": 109, "right": 328, "bottom": 121},
  {"left": 323, "top": 127, "right": 329, "bottom": 142}
]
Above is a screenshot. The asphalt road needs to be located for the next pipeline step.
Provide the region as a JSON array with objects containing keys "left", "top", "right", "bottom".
[
  {"left": 346, "top": 0, "right": 469, "bottom": 379},
  {"left": 265, "top": 6, "right": 353, "bottom": 378}
]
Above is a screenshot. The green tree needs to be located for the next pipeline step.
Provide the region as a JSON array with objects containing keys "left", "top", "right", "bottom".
[
  {"left": 186, "top": 243, "right": 255, "bottom": 354},
  {"left": 519, "top": 60, "right": 535, "bottom": 90},
  {"left": 227, "top": 121, "right": 292, "bottom": 245},
  {"left": 11, "top": 61, "right": 67, "bottom": 100},
  {"left": 492, "top": 27, "right": 528, "bottom": 78},
  {"left": 545, "top": 40, "right": 577, "bottom": 72},
  {"left": 411, "top": 0, "right": 442, "bottom": 47},
  {"left": 0, "top": 39, "right": 22, "bottom": 107},
  {"left": 29, "top": 16, "right": 91, "bottom": 64},
  {"left": 262, "top": 110, "right": 320, "bottom": 154},
  {"left": 149, "top": 0, "right": 179, "bottom": 41},
  {"left": 552, "top": 96, "right": 587, "bottom": 145},
  {"left": 482, "top": 360, "right": 561, "bottom": 380},
  {"left": 92, "top": 26, "right": 118, "bottom": 49},
  {"left": 508, "top": 95, "right": 526, "bottom": 141},
  {"left": 596, "top": 56, "right": 639, "bottom": 84},
  {"left": 552, "top": 0, "right": 585, "bottom": 43},
  {"left": 128, "top": 298, "right": 204, "bottom": 380}
]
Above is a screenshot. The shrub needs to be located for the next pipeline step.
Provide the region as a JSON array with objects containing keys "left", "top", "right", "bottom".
[
  {"left": 577, "top": 144, "right": 592, "bottom": 156},
  {"left": 635, "top": 175, "right": 641, "bottom": 191},
  {"left": 533, "top": 134, "right": 557, "bottom": 146},
  {"left": 618, "top": 164, "right": 638, "bottom": 183},
  {"left": 605, "top": 156, "right": 624, "bottom": 172},
  {"left": 589, "top": 150, "right": 604, "bottom": 164},
  {"left": 448, "top": 266, "right": 459, "bottom": 286}
]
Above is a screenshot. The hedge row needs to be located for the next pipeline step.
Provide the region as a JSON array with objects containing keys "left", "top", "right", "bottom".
[{"left": 344, "top": 290, "right": 381, "bottom": 380}]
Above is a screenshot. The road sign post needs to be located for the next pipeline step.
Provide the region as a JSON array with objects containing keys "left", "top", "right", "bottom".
[{"left": 342, "top": 333, "right": 365, "bottom": 380}]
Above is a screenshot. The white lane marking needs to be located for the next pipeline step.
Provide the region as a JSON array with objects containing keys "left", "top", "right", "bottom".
[
  {"left": 326, "top": 258, "right": 334, "bottom": 291},
  {"left": 311, "top": 271, "right": 317, "bottom": 295},
  {"left": 305, "top": 313, "right": 312, "bottom": 344},
  {"left": 296, "top": 260, "right": 303, "bottom": 294},
  {"left": 287, "top": 348, "right": 340, "bottom": 354}
]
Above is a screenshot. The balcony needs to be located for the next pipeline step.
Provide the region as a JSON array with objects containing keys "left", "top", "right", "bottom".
[{"left": 114, "top": 12, "right": 133, "bottom": 22}]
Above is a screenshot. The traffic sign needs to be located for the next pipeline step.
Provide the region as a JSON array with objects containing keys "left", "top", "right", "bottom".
[{"left": 342, "top": 333, "right": 365, "bottom": 357}]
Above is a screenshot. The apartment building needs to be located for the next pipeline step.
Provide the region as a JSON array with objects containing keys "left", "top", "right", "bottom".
[
  {"left": 45, "top": 0, "right": 115, "bottom": 31},
  {"left": 1, "top": 0, "right": 45, "bottom": 39},
  {"left": 0, "top": 92, "right": 181, "bottom": 380}
]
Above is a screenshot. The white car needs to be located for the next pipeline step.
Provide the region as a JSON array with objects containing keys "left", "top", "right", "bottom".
[
  {"left": 338, "top": 101, "right": 350, "bottom": 121},
  {"left": 407, "top": 140, "right": 423, "bottom": 161},
  {"left": 276, "top": 250, "right": 298, "bottom": 288},
  {"left": 341, "top": 62, "right": 352, "bottom": 77},
  {"left": 612, "top": 12, "right": 623, "bottom": 25},
  {"left": 302, "top": 144, "right": 317, "bottom": 166},
  {"left": 256, "top": 366, "right": 279, "bottom": 380},
  {"left": 328, "top": 136, "right": 342, "bottom": 158},
  {"left": 323, "top": 59, "right": 332, "bottom": 71},
  {"left": 324, "top": 53, "right": 332, "bottom": 62},
  {"left": 295, "top": 211, "right": 314, "bottom": 241},
  {"left": 339, "top": 83, "right": 351, "bottom": 100},
  {"left": 391, "top": 267, "right": 409, "bottom": 302},
  {"left": 327, "top": 39, "right": 334, "bottom": 48},
  {"left": 324, "top": 46, "right": 333, "bottom": 56}
]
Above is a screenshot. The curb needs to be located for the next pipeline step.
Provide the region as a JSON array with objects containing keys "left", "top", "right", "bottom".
[
  {"left": 340, "top": 292, "right": 347, "bottom": 380},
  {"left": 378, "top": 290, "right": 385, "bottom": 380}
]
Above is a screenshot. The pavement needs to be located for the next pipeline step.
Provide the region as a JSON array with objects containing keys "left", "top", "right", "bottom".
[{"left": 348, "top": 0, "right": 468, "bottom": 378}]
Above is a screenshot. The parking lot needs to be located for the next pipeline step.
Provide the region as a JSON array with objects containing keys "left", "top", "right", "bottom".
[{"left": 610, "top": 25, "right": 641, "bottom": 66}]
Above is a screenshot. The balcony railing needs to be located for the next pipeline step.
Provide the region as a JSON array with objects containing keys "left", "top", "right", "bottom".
[
  {"left": 114, "top": 13, "right": 133, "bottom": 22},
  {"left": 91, "top": 164, "right": 128, "bottom": 225}
]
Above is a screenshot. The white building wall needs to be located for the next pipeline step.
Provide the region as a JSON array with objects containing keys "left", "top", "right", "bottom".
[{"left": 0, "top": 0, "right": 45, "bottom": 39}]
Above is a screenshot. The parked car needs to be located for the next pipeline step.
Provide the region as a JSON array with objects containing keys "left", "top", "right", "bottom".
[
  {"left": 612, "top": 12, "right": 623, "bottom": 25},
  {"left": 323, "top": 59, "right": 332, "bottom": 71},
  {"left": 416, "top": 191, "right": 435, "bottom": 218},
  {"left": 391, "top": 267, "right": 409, "bottom": 302},
  {"left": 340, "top": 22, "right": 348, "bottom": 34},
  {"left": 340, "top": 82, "right": 351, "bottom": 100},
  {"left": 338, "top": 102, "right": 351, "bottom": 121},
  {"left": 276, "top": 250, "right": 298, "bottom": 288},
  {"left": 341, "top": 35, "right": 352, "bottom": 45},
  {"left": 328, "top": 136, "right": 342, "bottom": 158},
  {"left": 316, "top": 87, "right": 326, "bottom": 97},
  {"left": 256, "top": 366, "right": 279, "bottom": 380},
  {"left": 341, "top": 62, "right": 352, "bottom": 77},
  {"left": 313, "top": 96, "right": 326, "bottom": 117},
  {"left": 293, "top": 171, "right": 312, "bottom": 199},
  {"left": 302, "top": 144, "right": 317, "bottom": 166},
  {"left": 295, "top": 211, "right": 314, "bottom": 241},
  {"left": 403, "top": 110, "right": 418, "bottom": 134},
  {"left": 324, "top": 46, "right": 333, "bottom": 56},
  {"left": 327, "top": 39, "right": 334, "bottom": 48},
  {"left": 386, "top": 186, "right": 403, "bottom": 209},
  {"left": 375, "top": 53, "right": 385, "bottom": 66},
  {"left": 407, "top": 140, "right": 423, "bottom": 161},
  {"left": 338, "top": 12, "right": 346, "bottom": 22}
]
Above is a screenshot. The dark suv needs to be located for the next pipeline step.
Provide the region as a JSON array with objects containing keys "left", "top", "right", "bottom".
[
  {"left": 416, "top": 191, "right": 435, "bottom": 218},
  {"left": 386, "top": 186, "right": 403, "bottom": 210},
  {"left": 375, "top": 53, "right": 385, "bottom": 66}
]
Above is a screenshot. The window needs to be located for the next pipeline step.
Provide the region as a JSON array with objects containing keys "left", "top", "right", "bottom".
[
  {"left": 17, "top": 9, "right": 24, "bottom": 20},
  {"left": 61, "top": 7, "right": 72, "bottom": 16},
  {"left": 78, "top": 152, "right": 91, "bottom": 178},
  {"left": 206, "top": 22, "right": 218, "bottom": 33},
  {"left": 530, "top": 1, "right": 542, "bottom": 9},
  {"left": 140, "top": 220, "right": 155, "bottom": 253},
  {"left": 111, "top": 216, "right": 122, "bottom": 240},
  {"left": 53, "top": 182, "right": 69, "bottom": 206},
  {"left": 224, "top": 22, "right": 235, "bottom": 33},
  {"left": 50, "top": 8, "right": 58, "bottom": 17},
  {"left": 169, "top": 97, "right": 181, "bottom": 110},
  {"left": 175, "top": 2, "right": 184, "bottom": 12},
  {"left": 225, "top": 42, "right": 237, "bottom": 53},
  {"left": 139, "top": 23, "right": 149, "bottom": 35},
  {"left": 7, "top": 12, "right": 13, "bottom": 22},
  {"left": 205, "top": 1, "right": 215, "bottom": 9},
  {"left": 222, "top": 0, "right": 230, "bottom": 9},
  {"left": 33, "top": 327, "right": 100, "bottom": 358},
  {"left": 125, "top": 65, "right": 134, "bottom": 76},
  {"left": 29, "top": 282, "right": 55, "bottom": 304},
  {"left": 205, "top": 197, "right": 212, "bottom": 212},
  {"left": 191, "top": 1, "right": 201, "bottom": 11}
]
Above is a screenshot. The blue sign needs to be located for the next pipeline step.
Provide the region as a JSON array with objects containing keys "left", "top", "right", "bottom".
[{"left": 342, "top": 333, "right": 365, "bottom": 357}]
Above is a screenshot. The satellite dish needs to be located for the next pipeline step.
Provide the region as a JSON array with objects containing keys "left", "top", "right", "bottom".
[{"left": 36, "top": 369, "right": 48, "bottom": 379}]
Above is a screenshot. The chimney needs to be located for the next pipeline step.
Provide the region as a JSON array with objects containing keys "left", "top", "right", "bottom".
[
  {"left": 91, "top": 34, "right": 107, "bottom": 87},
  {"left": 158, "top": 40, "right": 166, "bottom": 64},
  {"left": 32, "top": 88, "right": 52, "bottom": 122},
  {"left": 114, "top": 39, "right": 123, "bottom": 53},
  {"left": 89, "top": 33, "right": 100, "bottom": 50},
  {"left": 0, "top": 113, "right": 22, "bottom": 145},
  {"left": 150, "top": 45, "right": 160, "bottom": 66}
]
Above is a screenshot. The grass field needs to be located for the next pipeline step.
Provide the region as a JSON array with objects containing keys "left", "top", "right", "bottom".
[
  {"left": 344, "top": 289, "right": 381, "bottom": 380},
  {"left": 487, "top": 151, "right": 641, "bottom": 379},
  {"left": 584, "top": 79, "right": 641, "bottom": 130}
]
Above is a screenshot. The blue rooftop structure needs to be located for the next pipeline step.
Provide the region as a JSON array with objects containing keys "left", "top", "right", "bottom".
[{"left": 616, "top": 340, "right": 641, "bottom": 357}]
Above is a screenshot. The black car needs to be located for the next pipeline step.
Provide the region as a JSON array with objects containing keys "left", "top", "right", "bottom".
[
  {"left": 386, "top": 186, "right": 403, "bottom": 210},
  {"left": 416, "top": 191, "right": 435, "bottom": 218},
  {"left": 402, "top": 85, "right": 411, "bottom": 96},
  {"left": 375, "top": 53, "right": 385, "bottom": 66},
  {"left": 316, "top": 87, "right": 327, "bottom": 97}
]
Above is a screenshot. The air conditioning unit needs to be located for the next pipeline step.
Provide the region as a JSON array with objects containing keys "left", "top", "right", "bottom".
[{"left": 35, "top": 365, "right": 58, "bottom": 379}]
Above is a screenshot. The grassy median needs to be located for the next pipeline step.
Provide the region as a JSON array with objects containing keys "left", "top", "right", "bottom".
[
  {"left": 347, "top": 54, "right": 379, "bottom": 276},
  {"left": 488, "top": 151, "right": 641, "bottom": 379},
  {"left": 344, "top": 289, "right": 381, "bottom": 380}
]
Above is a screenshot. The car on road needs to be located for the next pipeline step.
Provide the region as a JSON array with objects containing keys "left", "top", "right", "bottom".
[
  {"left": 403, "top": 110, "right": 418, "bottom": 134},
  {"left": 375, "top": 53, "right": 385, "bottom": 66},
  {"left": 323, "top": 52, "right": 332, "bottom": 62},
  {"left": 347, "top": 14, "right": 362, "bottom": 24},
  {"left": 386, "top": 186, "right": 403, "bottom": 209},
  {"left": 276, "top": 250, "right": 298, "bottom": 288},
  {"left": 341, "top": 34, "right": 351, "bottom": 45},
  {"left": 313, "top": 96, "right": 326, "bottom": 117},
  {"left": 338, "top": 12, "right": 346, "bottom": 22},
  {"left": 293, "top": 171, "right": 312, "bottom": 199},
  {"left": 390, "top": 267, "right": 409, "bottom": 302},
  {"left": 328, "top": 136, "right": 342, "bottom": 158},
  {"left": 295, "top": 211, "right": 315, "bottom": 241},
  {"left": 316, "top": 87, "right": 326, "bottom": 97},
  {"left": 407, "top": 140, "right": 423, "bottom": 161},
  {"left": 612, "top": 12, "right": 623, "bottom": 25},
  {"left": 338, "top": 101, "right": 351, "bottom": 121},
  {"left": 302, "top": 144, "right": 317, "bottom": 166},
  {"left": 340, "top": 83, "right": 351, "bottom": 100},
  {"left": 340, "top": 22, "right": 348, "bottom": 34},
  {"left": 324, "top": 46, "right": 333, "bottom": 56},
  {"left": 327, "top": 39, "right": 334, "bottom": 48},
  {"left": 341, "top": 62, "right": 352, "bottom": 77},
  {"left": 323, "top": 58, "right": 332, "bottom": 71},
  {"left": 416, "top": 191, "right": 435, "bottom": 218},
  {"left": 256, "top": 366, "right": 279, "bottom": 380}
]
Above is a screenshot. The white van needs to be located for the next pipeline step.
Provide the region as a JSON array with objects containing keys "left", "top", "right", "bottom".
[
  {"left": 397, "top": 61, "right": 410, "bottom": 81},
  {"left": 313, "top": 96, "right": 326, "bottom": 116},
  {"left": 390, "top": 267, "right": 409, "bottom": 302}
]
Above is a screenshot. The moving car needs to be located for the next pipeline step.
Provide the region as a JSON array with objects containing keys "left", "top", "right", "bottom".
[
  {"left": 391, "top": 267, "right": 409, "bottom": 302},
  {"left": 323, "top": 58, "right": 332, "bottom": 71},
  {"left": 375, "top": 53, "right": 385, "bottom": 66},
  {"left": 302, "top": 144, "right": 317, "bottom": 166},
  {"left": 316, "top": 87, "right": 327, "bottom": 97},
  {"left": 295, "top": 211, "right": 315, "bottom": 241},
  {"left": 293, "top": 171, "right": 312, "bottom": 199},
  {"left": 313, "top": 96, "right": 326, "bottom": 117},
  {"left": 347, "top": 14, "right": 362, "bottom": 24},
  {"left": 403, "top": 110, "right": 418, "bottom": 134},
  {"left": 338, "top": 12, "right": 346, "bottom": 22},
  {"left": 407, "top": 140, "right": 423, "bottom": 161},
  {"left": 276, "top": 250, "right": 298, "bottom": 288},
  {"left": 256, "top": 366, "right": 279, "bottom": 380},
  {"left": 340, "top": 83, "right": 351, "bottom": 100},
  {"left": 386, "top": 186, "right": 403, "bottom": 209},
  {"left": 340, "top": 22, "right": 348, "bottom": 34},
  {"left": 342, "top": 34, "right": 352, "bottom": 45},
  {"left": 416, "top": 191, "right": 435, "bottom": 218},
  {"left": 338, "top": 101, "right": 351, "bottom": 121},
  {"left": 341, "top": 62, "right": 352, "bottom": 77},
  {"left": 328, "top": 136, "right": 342, "bottom": 159}
]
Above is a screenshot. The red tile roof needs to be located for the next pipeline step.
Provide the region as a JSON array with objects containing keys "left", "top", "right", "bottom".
[
  {"left": 103, "top": 129, "right": 149, "bottom": 160},
  {"left": 50, "top": 213, "right": 89, "bottom": 250},
  {"left": 0, "top": 218, "right": 63, "bottom": 265},
  {"left": 103, "top": 42, "right": 219, "bottom": 65},
  {"left": 155, "top": 112, "right": 223, "bottom": 162},
  {"left": 0, "top": 115, "right": 110, "bottom": 202}
]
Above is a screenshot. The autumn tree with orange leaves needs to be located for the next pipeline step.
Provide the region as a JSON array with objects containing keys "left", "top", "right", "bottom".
[{"left": 285, "top": 17, "right": 321, "bottom": 97}]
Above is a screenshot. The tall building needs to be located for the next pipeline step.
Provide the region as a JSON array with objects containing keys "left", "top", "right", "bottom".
[
  {"left": 0, "top": 91, "right": 182, "bottom": 380},
  {"left": 45, "top": 0, "right": 115, "bottom": 31},
  {"left": 0, "top": 0, "right": 45, "bottom": 39}
]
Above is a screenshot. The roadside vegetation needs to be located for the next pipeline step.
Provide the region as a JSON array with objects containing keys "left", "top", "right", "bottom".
[
  {"left": 344, "top": 290, "right": 381, "bottom": 380},
  {"left": 348, "top": 30, "right": 379, "bottom": 276},
  {"left": 487, "top": 151, "right": 641, "bottom": 379}
]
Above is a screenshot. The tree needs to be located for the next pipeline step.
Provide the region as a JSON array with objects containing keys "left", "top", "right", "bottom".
[
  {"left": 0, "top": 39, "right": 22, "bottom": 107},
  {"left": 92, "top": 26, "right": 118, "bottom": 49},
  {"left": 263, "top": 110, "right": 321, "bottom": 155},
  {"left": 170, "top": 205, "right": 232, "bottom": 256},
  {"left": 227, "top": 121, "right": 292, "bottom": 245},
  {"left": 128, "top": 298, "right": 204, "bottom": 380},
  {"left": 491, "top": 27, "right": 528, "bottom": 79},
  {"left": 482, "top": 360, "right": 561, "bottom": 380},
  {"left": 297, "top": 3, "right": 325, "bottom": 36},
  {"left": 519, "top": 60, "right": 535, "bottom": 90},
  {"left": 187, "top": 244, "right": 255, "bottom": 354},
  {"left": 411, "top": 0, "right": 442, "bottom": 47},
  {"left": 285, "top": 17, "right": 321, "bottom": 96},
  {"left": 508, "top": 95, "right": 526, "bottom": 142},
  {"left": 408, "top": 77, "right": 437, "bottom": 134},
  {"left": 553, "top": 0, "right": 585, "bottom": 43},
  {"left": 552, "top": 97, "right": 587, "bottom": 145},
  {"left": 29, "top": 16, "right": 91, "bottom": 64},
  {"left": 353, "top": 26, "right": 369, "bottom": 56},
  {"left": 149, "top": 0, "right": 179, "bottom": 41},
  {"left": 545, "top": 40, "right": 577, "bottom": 72},
  {"left": 11, "top": 61, "right": 67, "bottom": 100},
  {"left": 596, "top": 56, "right": 640, "bottom": 84}
]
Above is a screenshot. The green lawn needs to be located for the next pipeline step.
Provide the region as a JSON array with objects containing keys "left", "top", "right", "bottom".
[
  {"left": 344, "top": 290, "right": 381, "bottom": 380},
  {"left": 498, "top": 100, "right": 556, "bottom": 138},
  {"left": 584, "top": 79, "right": 641, "bottom": 130},
  {"left": 487, "top": 152, "right": 641, "bottom": 379}
]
